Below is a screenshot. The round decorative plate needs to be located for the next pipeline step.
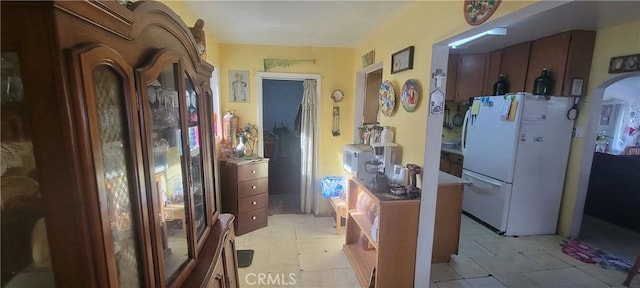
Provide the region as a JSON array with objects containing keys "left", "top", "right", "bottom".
[
  {"left": 379, "top": 80, "right": 395, "bottom": 116},
  {"left": 464, "top": 0, "right": 501, "bottom": 26},
  {"left": 401, "top": 79, "right": 420, "bottom": 112}
]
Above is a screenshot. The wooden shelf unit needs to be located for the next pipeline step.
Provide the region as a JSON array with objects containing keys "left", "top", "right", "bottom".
[{"left": 344, "top": 174, "right": 420, "bottom": 288}]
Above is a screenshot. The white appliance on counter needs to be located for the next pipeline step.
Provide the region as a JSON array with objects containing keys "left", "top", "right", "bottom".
[
  {"left": 460, "top": 93, "right": 574, "bottom": 236},
  {"left": 343, "top": 144, "right": 374, "bottom": 183}
]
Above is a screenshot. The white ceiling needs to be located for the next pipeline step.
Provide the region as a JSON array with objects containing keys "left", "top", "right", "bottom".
[{"left": 183, "top": 1, "right": 412, "bottom": 47}]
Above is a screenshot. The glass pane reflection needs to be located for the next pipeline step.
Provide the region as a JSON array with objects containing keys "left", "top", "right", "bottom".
[{"left": 148, "top": 64, "right": 189, "bottom": 282}]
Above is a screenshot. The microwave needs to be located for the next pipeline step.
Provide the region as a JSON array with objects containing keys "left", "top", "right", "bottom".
[{"left": 343, "top": 144, "right": 374, "bottom": 182}]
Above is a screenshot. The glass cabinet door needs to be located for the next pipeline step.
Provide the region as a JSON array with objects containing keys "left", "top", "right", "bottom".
[
  {"left": 74, "top": 46, "right": 149, "bottom": 287},
  {"left": 1, "top": 52, "right": 55, "bottom": 287},
  {"left": 144, "top": 61, "right": 191, "bottom": 284},
  {"left": 185, "top": 73, "right": 207, "bottom": 242}
]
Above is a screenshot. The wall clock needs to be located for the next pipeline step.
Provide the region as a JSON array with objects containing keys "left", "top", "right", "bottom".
[
  {"left": 331, "top": 89, "right": 344, "bottom": 102},
  {"left": 464, "top": 0, "right": 501, "bottom": 26}
]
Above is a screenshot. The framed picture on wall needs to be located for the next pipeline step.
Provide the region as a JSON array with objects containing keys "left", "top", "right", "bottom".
[
  {"left": 229, "top": 70, "right": 249, "bottom": 103},
  {"left": 391, "top": 46, "right": 414, "bottom": 74}
]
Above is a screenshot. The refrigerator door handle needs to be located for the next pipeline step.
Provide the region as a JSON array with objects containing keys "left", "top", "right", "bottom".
[
  {"left": 464, "top": 171, "right": 503, "bottom": 187},
  {"left": 461, "top": 110, "right": 470, "bottom": 155}
]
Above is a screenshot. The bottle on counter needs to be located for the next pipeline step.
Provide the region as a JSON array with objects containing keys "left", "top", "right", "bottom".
[
  {"left": 533, "top": 68, "right": 554, "bottom": 95},
  {"left": 493, "top": 74, "right": 509, "bottom": 96},
  {"left": 380, "top": 126, "right": 394, "bottom": 143}
]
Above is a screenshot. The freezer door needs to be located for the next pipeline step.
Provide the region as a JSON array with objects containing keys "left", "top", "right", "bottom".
[
  {"left": 462, "top": 169, "right": 512, "bottom": 232},
  {"left": 462, "top": 95, "right": 522, "bottom": 183}
]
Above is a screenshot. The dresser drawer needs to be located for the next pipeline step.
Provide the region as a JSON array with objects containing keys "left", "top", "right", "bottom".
[
  {"left": 237, "top": 162, "right": 268, "bottom": 181},
  {"left": 237, "top": 178, "right": 268, "bottom": 198},
  {"left": 237, "top": 207, "right": 268, "bottom": 235},
  {"left": 238, "top": 193, "right": 268, "bottom": 212}
]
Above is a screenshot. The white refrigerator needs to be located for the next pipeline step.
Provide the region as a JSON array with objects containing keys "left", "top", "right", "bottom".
[{"left": 461, "top": 93, "right": 574, "bottom": 236}]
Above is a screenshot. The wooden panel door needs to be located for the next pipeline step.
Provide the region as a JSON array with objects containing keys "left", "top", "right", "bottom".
[
  {"left": 483, "top": 50, "right": 502, "bottom": 95},
  {"left": 526, "top": 32, "right": 571, "bottom": 95},
  {"left": 500, "top": 42, "right": 532, "bottom": 93},
  {"left": 456, "top": 54, "right": 487, "bottom": 102},
  {"left": 446, "top": 55, "right": 459, "bottom": 101}
]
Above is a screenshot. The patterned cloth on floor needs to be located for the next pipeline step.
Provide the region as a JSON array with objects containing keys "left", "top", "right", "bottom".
[{"left": 561, "top": 239, "right": 634, "bottom": 271}]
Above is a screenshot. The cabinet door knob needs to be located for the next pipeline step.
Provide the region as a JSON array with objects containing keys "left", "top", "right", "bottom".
[
  {"left": 251, "top": 185, "right": 256, "bottom": 189},
  {"left": 250, "top": 170, "right": 256, "bottom": 174},
  {"left": 252, "top": 201, "right": 257, "bottom": 205},
  {"left": 252, "top": 216, "right": 257, "bottom": 220}
]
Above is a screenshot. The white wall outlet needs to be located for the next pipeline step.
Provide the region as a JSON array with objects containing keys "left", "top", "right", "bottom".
[{"left": 574, "top": 127, "right": 583, "bottom": 138}]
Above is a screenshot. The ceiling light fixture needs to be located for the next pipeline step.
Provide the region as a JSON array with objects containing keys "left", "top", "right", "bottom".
[{"left": 448, "top": 27, "right": 508, "bottom": 49}]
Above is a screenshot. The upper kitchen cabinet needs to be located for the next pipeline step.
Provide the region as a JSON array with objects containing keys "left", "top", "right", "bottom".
[
  {"left": 499, "top": 42, "right": 532, "bottom": 93},
  {"left": 526, "top": 31, "right": 596, "bottom": 96},
  {"left": 483, "top": 50, "right": 502, "bottom": 96},
  {"left": 1, "top": 1, "right": 235, "bottom": 287},
  {"left": 446, "top": 55, "right": 459, "bottom": 101},
  {"left": 455, "top": 54, "right": 487, "bottom": 102}
]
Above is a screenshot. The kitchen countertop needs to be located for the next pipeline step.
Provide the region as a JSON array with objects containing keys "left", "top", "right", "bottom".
[
  {"left": 441, "top": 146, "right": 463, "bottom": 155},
  {"left": 438, "top": 171, "right": 470, "bottom": 186}
]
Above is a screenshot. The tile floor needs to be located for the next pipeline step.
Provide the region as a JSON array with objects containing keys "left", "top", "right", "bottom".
[{"left": 236, "top": 213, "right": 639, "bottom": 288}]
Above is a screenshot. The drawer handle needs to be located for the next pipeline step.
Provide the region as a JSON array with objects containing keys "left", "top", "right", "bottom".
[
  {"left": 252, "top": 216, "right": 257, "bottom": 220},
  {"left": 250, "top": 170, "right": 256, "bottom": 174},
  {"left": 252, "top": 201, "right": 257, "bottom": 205},
  {"left": 251, "top": 185, "right": 256, "bottom": 189}
]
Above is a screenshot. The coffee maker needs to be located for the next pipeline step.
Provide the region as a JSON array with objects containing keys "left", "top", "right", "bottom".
[{"left": 370, "top": 143, "right": 398, "bottom": 180}]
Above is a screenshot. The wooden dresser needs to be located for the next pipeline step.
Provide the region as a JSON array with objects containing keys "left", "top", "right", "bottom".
[{"left": 220, "top": 158, "right": 270, "bottom": 235}]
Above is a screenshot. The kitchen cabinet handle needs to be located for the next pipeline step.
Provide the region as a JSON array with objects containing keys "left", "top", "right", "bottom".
[
  {"left": 250, "top": 170, "right": 256, "bottom": 174},
  {"left": 252, "top": 201, "right": 257, "bottom": 205},
  {"left": 251, "top": 185, "right": 256, "bottom": 189},
  {"left": 252, "top": 216, "right": 257, "bottom": 220}
]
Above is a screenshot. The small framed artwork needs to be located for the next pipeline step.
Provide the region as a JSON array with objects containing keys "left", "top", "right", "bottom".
[
  {"left": 608, "top": 54, "right": 640, "bottom": 73},
  {"left": 229, "top": 70, "right": 249, "bottom": 103},
  {"left": 362, "top": 50, "right": 375, "bottom": 68},
  {"left": 391, "top": 46, "right": 414, "bottom": 74}
]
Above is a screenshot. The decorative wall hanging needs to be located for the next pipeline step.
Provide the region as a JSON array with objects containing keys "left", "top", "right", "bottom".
[
  {"left": 430, "top": 69, "right": 446, "bottom": 116},
  {"left": 332, "top": 107, "right": 341, "bottom": 136},
  {"left": 391, "top": 46, "right": 414, "bottom": 74},
  {"left": 401, "top": 79, "right": 420, "bottom": 112},
  {"left": 379, "top": 80, "right": 396, "bottom": 116},
  {"left": 464, "top": 0, "right": 502, "bottom": 26},
  {"left": 331, "top": 89, "right": 344, "bottom": 103},
  {"left": 229, "top": 70, "right": 249, "bottom": 103},
  {"left": 608, "top": 54, "right": 640, "bottom": 73},
  {"left": 362, "top": 50, "right": 376, "bottom": 68},
  {"left": 263, "top": 58, "right": 316, "bottom": 71}
]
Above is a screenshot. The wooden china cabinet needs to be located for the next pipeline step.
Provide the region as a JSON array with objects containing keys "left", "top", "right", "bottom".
[{"left": 1, "top": 1, "right": 237, "bottom": 287}]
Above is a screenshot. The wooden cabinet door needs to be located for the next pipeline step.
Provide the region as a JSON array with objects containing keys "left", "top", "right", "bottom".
[
  {"left": 526, "top": 32, "right": 570, "bottom": 95},
  {"left": 72, "top": 44, "right": 152, "bottom": 287},
  {"left": 456, "top": 54, "right": 487, "bottom": 102},
  {"left": 500, "top": 42, "right": 532, "bottom": 93},
  {"left": 440, "top": 154, "right": 451, "bottom": 173},
  {"left": 446, "top": 55, "right": 459, "bottom": 101},
  {"left": 483, "top": 50, "right": 502, "bottom": 95},
  {"left": 138, "top": 49, "right": 195, "bottom": 286},
  {"left": 222, "top": 231, "right": 239, "bottom": 288},
  {"left": 206, "top": 256, "right": 226, "bottom": 288},
  {"left": 562, "top": 31, "right": 596, "bottom": 97}
]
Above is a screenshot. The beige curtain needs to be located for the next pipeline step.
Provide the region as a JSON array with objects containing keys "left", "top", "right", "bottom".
[{"left": 300, "top": 79, "right": 317, "bottom": 213}]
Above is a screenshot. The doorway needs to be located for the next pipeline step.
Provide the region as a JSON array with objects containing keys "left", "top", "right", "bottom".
[
  {"left": 574, "top": 73, "right": 640, "bottom": 261},
  {"left": 262, "top": 79, "right": 304, "bottom": 215},
  {"left": 256, "top": 72, "right": 321, "bottom": 215}
]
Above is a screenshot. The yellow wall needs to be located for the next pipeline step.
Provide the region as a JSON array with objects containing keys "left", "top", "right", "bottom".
[
  {"left": 353, "top": 1, "right": 536, "bottom": 168},
  {"left": 218, "top": 44, "right": 355, "bottom": 213},
  {"left": 160, "top": 1, "right": 221, "bottom": 64},
  {"left": 557, "top": 20, "right": 640, "bottom": 236}
]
